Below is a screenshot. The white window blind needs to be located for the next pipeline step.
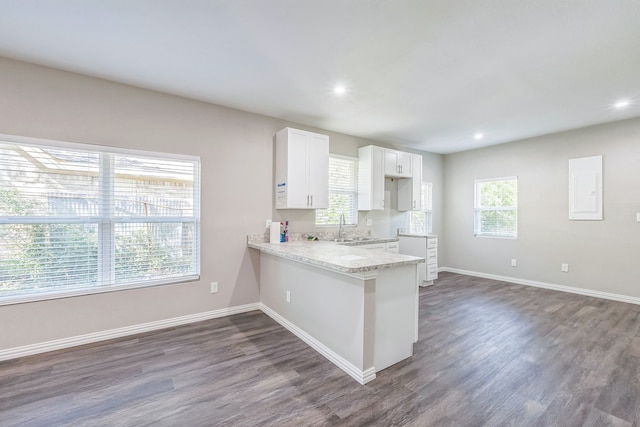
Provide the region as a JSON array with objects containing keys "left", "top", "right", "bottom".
[
  {"left": 474, "top": 177, "right": 517, "bottom": 238},
  {"left": 409, "top": 182, "right": 433, "bottom": 234},
  {"left": 0, "top": 135, "right": 200, "bottom": 304},
  {"left": 315, "top": 155, "right": 358, "bottom": 226}
]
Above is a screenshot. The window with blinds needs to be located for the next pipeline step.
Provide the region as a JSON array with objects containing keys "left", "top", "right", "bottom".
[
  {"left": 315, "top": 155, "right": 358, "bottom": 226},
  {"left": 409, "top": 182, "right": 433, "bottom": 234},
  {"left": 0, "top": 135, "right": 200, "bottom": 304},
  {"left": 474, "top": 176, "right": 517, "bottom": 238}
]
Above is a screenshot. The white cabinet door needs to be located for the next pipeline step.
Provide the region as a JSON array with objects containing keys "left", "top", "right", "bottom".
[
  {"left": 398, "top": 154, "right": 423, "bottom": 211},
  {"left": 384, "top": 149, "right": 412, "bottom": 178},
  {"left": 358, "top": 145, "right": 385, "bottom": 210},
  {"left": 371, "top": 147, "right": 385, "bottom": 209},
  {"left": 411, "top": 154, "right": 422, "bottom": 210},
  {"left": 307, "top": 133, "right": 329, "bottom": 208},
  {"left": 275, "top": 128, "right": 329, "bottom": 209},
  {"left": 384, "top": 149, "right": 400, "bottom": 176},
  {"left": 397, "top": 152, "right": 412, "bottom": 178},
  {"left": 286, "top": 130, "right": 309, "bottom": 209}
]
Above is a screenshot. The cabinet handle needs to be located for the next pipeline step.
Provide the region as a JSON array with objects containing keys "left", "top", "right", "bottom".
[
  {"left": 307, "top": 195, "right": 310, "bottom": 206},
  {"left": 413, "top": 200, "right": 416, "bottom": 209},
  {"left": 400, "top": 165, "right": 402, "bottom": 174},
  {"left": 310, "top": 194, "right": 313, "bottom": 206}
]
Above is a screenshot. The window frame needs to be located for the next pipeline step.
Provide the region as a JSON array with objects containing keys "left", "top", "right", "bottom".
[
  {"left": 473, "top": 176, "right": 517, "bottom": 239},
  {"left": 0, "top": 133, "right": 201, "bottom": 305},
  {"left": 315, "top": 154, "right": 358, "bottom": 227}
]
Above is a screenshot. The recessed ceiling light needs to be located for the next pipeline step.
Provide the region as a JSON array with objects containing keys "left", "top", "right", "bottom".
[
  {"left": 334, "top": 85, "right": 346, "bottom": 95},
  {"left": 474, "top": 132, "right": 484, "bottom": 140},
  {"left": 614, "top": 100, "right": 630, "bottom": 109}
]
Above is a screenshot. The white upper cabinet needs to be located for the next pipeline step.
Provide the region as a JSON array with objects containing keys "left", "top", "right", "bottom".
[
  {"left": 275, "top": 128, "right": 329, "bottom": 209},
  {"left": 358, "top": 145, "right": 385, "bottom": 211},
  {"left": 398, "top": 154, "right": 423, "bottom": 211},
  {"left": 384, "top": 149, "right": 412, "bottom": 178}
]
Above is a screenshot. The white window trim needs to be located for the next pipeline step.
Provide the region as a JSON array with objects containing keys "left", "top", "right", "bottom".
[
  {"left": 0, "top": 133, "right": 201, "bottom": 306},
  {"left": 474, "top": 176, "right": 518, "bottom": 239},
  {"left": 2, "top": 275, "right": 201, "bottom": 306}
]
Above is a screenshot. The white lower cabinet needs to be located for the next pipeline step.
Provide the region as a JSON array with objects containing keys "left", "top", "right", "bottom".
[
  {"left": 398, "top": 234, "right": 438, "bottom": 286},
  {"left": 425, "top": 237, "right": 438, "bottom": 283},
  {"left": 385, "top": 241, "right": 400, "bottom": 253},
  {"left": 359, "top": 243, "right": 385, "bottom": 251},
  {"left": 359, "top": 241, "right": 400, "bottom": 253}
]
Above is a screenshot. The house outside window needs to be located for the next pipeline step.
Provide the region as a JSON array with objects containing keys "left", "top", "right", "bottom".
[{"left": 0, "top": 135, "right": 200, "bottom": 304}]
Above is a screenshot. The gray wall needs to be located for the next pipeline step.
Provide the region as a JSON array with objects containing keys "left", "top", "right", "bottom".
[
  {"left": 0, "top": 57, "right": 443, "bottom": 351},
  {"left": 442, "top": 117, "right": 640, "bottom": 297},
  {"left": 5, "top": 54, "right": 639, "bottom": 351}
]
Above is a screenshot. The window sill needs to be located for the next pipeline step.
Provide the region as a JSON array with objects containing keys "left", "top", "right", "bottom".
[
  {"left": 0, "top": 275, "right": 200, "bottom": 306},
  {"left": 474, "top": 234, "right": 517, "bottom": 240}
]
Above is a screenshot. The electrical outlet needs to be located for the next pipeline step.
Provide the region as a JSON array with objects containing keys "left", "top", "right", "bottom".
[
  {"left": 286, "top": 290, "right": 291, "bottom": 303},
  {"left": 637, "top": 213, "right": 640, "bottom": 222},
  {"left": 561, "top": 264, "right": 569, "bottom": 273},
  {"left": 511, "top": 259, "right": 517, "bottom": 267},
  {"left": 366, "top": 217, "right": 373, "bottom": 226},
  {"left": 266, "top": 219, "right": 272, "bottom": 228},
  {"left": 210, "top": 282, "right": 219, "bottom": 293}
]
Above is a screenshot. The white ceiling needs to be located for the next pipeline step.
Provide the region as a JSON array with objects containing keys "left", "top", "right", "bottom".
[{"left": 1, "top": 1, "right": 639, "bottom": 154}]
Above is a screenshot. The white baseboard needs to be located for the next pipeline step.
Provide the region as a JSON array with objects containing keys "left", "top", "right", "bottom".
[
  {"left": 0, "top": 303, "right": 260, "bottom": 362},
  {"left": 259, "top": 303, "right": 376, "bottom": 385},
  {"left": 1, "top": 300, "right": 378, "bottom": 386},
  {"left": 8, "top": 268, "right": 639, "bottom": 371},
  {"left": 440, "top": 267, "right": 640, "bottom": 306}
]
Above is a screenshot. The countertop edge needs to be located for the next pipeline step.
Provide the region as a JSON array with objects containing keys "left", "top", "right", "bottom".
[{"left": 248, "top": 241, "right": 424, "bottom": 274}]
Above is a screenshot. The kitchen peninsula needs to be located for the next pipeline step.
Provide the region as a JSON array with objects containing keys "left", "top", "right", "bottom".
[{"left": 248, "top": 235, "right": 424, "bottom": 384}]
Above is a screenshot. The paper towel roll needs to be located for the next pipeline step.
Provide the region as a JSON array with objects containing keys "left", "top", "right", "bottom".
[{"left": 270, "top": 221, "right": 281, "bottom": 244}]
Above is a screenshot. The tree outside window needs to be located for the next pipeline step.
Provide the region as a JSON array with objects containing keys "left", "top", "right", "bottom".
[{"left": 474, "top": 177, "right": 517, "bottom": 238}]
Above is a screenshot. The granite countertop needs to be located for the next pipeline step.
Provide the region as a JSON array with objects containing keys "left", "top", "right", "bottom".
[
  {"left": 397, "top": 233, "right": 438, "bottom": 238},
  {"left": 247, "top": 238, "right": 423, "bottom": 274},
  {"left": 333, "top": 236, "right": 398, "bottom": 246}
]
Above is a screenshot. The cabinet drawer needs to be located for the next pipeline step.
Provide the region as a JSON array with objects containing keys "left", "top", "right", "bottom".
[
  {"left": 427, "top": 238, "right": 438, "bottom": 249},
  {"left": 361, "top": 243, "right": 385, "bottom": 251},
  {"left": 426, "top": 248, "right": 438, "bottom": 263},
  {"left": 385, "top": 242, "right": 399, "bottom": 253},
  {"left": 426, "top": 265, "right": 439, "bottom": 280}
]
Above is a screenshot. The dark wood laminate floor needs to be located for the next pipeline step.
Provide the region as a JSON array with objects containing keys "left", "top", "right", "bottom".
[{"left": 3, "top": 272, "right": 640, "bottom": 426}]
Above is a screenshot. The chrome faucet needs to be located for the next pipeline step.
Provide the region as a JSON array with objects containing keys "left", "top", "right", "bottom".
[{"left": 338, "top": 213, "right": 345, "bottom": 241}]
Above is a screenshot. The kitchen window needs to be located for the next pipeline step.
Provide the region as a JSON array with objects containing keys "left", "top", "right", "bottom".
[
  {"left": 0, "top": 134, "right": 200, "bottom": 304},
  {"left": 315, "top": 155, "right": 358, "bottom": 226},
  {"left": 409, "top": 182, "right": 433, "bottom": 234},
  {"left": 474, "top": 176, "right": 517, "bottom": 238}
]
